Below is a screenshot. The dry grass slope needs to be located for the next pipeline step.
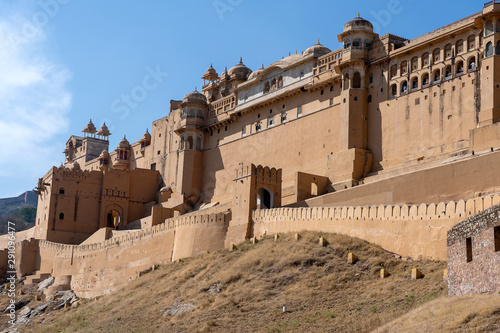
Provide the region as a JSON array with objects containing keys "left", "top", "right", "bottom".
[{"left": 15, "top": 231, "right": 493, "bottom": 333}]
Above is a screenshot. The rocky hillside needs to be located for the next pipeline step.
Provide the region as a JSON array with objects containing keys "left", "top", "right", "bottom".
[{"left": 4, "top": 231, "right": 499, "bottom": 332}]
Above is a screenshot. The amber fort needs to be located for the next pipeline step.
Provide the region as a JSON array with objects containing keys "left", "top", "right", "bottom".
[{"left": 3, "top": 2, "right": 500, "bottom": 298}]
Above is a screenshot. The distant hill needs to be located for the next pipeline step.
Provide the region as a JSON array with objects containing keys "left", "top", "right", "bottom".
[
  {"left": 0, "top": 191, "right": 38, "bottom": 234},
  {"left": 0, "top": 191, "right": 38, "bottom": 216}
]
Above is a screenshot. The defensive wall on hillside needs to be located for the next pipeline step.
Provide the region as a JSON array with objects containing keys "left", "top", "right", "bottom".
[
  {"left": 15, "top": 210, "right": 231, "bottom": 298},
  {"left": 253, "top": 194, "right": 500, "bottom": 260}
]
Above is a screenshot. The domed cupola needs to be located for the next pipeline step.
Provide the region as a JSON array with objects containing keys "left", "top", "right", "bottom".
[
  {"left": 96, "top": 122, "right": 111, "bottom": 140},
  {"left": 338, "top": 14, "right": 377, "bottom": 50},
  {"left": 343, "top": 15, "right": 374, "bottom": 33},
  {"left": 202, "top": 64, "right": 218, "bottom": 82},
  {"left": 98, "top": 149, "right": 111, "bottom": 170},
  {"left": 182, "top": 88, "right": 207, "bottom": 105},
  {"left": 228, "top": 58, "right": 252, "bottom": 81},
  {"left": 114, "top": 136, "right": 130, "bottom": 170},
  {"left": 220, "top": 67, "right": 229, "bottom": 81},
  {"left": 304, "top": 40, "right": 332, "bottom": 57},
  {"left": 83, "top": 119, "right": 97, "bottom": 137},
  {"left": 140, "top": 129, "right": 151, "bottom": 154},
  {"left": 248, "top": 64, "right": 265, "bottom": 81}
]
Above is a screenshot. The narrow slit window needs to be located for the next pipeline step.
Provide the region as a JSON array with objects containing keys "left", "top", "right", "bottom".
[{"left": 466, "top": 237, "right": 473, "bottom": 262}]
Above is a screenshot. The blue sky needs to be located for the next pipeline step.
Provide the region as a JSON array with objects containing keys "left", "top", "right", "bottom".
[{"left": 0, "top": 0, "right": 481, "bottom": 198}]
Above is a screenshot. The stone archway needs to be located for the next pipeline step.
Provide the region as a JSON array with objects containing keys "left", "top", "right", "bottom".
[
  {"left": 257, "top": 187, "right": 273, "bottom": 209},
  {"left": 106, "top": 209, "right": 121, "bottom": 230}
]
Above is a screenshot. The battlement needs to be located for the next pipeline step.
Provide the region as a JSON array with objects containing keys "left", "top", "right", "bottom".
[{"left": 234, "top": 164, "right": 282, "bottom": 181}]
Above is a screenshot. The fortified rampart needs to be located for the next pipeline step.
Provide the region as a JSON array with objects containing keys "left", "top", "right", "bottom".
[
  {"left": 447, "top": 204, "right": 500, "bottom": 296},
  {"left": 15, "top": 210, "right": 230, "bottom": 298},
  {"left": 253, "top": 194, "right": 500, "bottom": 260}
]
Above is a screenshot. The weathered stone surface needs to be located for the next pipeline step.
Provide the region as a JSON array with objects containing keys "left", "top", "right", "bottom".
[
  {"left": 37, "top": 277, "right": 55, "bottom": 293},
  {"left": 162, "top": 300, "right": 194, "bottom": 316},
  {"left": 447, "top": 204, "right": 500, "bottom": 296}
]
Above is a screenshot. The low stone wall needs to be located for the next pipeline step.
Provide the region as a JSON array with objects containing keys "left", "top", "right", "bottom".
[
  {"left": 447, "top": 204, "right": 500, "bottom": 296},
  {"left": 253, "top": 195, "right": 500, "bottom": 260}
]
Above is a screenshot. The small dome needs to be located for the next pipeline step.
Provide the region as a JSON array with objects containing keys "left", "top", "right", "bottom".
[
  {"left": 228, "top": 58, "right": 252, "bottom": 81},
  {"left": 248, "top": 64, "right": 265, "bottom": 80},
  {"left": 182, "top": 89, "right": 207, "bottom": 104},
  {"left": 304, "top": 40, "right": 332, "bottom": 57},
  {"left": 220, "top": 67, "right": 229, "bottom": 81},
  {"left": 98, "top": 149, "right": 110, "bottom": 159},
  {"left": 141, "top": 129, "right": 151, "bottom": 142},
  {"left": 97, "top": 122, "right": 111, "bottom": 137},
  {"left": 83, "top": 119, "right": 97, "bottom": 134},
  {"left": 344, "top": 15, "right": 373, "bottom": 32},
  {"left": 202, "top": 64, "right": 218, "bottom": 79},
  {"left": 117, "top": 136, "right": 130, "bottom": 149}
]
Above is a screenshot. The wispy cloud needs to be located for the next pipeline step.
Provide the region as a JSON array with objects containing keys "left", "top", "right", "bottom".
[{"left": 0, "top": 3, "right": 72, "bottom": 196}]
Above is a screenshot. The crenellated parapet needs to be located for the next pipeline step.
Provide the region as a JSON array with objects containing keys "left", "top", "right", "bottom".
[{"left": 252, "top": 194, "right": 500, "bottom": 260}]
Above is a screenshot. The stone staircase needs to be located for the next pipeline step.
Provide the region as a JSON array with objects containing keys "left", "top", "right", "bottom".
[{"left": 23, "top": 272, "right": 51, "bottom": 285}]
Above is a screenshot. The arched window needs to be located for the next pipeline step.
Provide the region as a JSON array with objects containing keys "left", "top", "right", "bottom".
[
  {"left": 197, "top": 109, "right": 204, "bottom": 118},
  {"left": 352, "top": 72, "right": 361, "bottom": 88},
  {"left": 401, "top": 81, "right": 408, "bottom": 94},
  {"left": 411, "top": 57, "right": 418, "bottom": 71},
  {"left": 365, "top": 39, "right": 372, "bottom": 50},
  {"left": 496, "top": 41, "right": 500, "bottom": 55},
  {"left": 59, "top": 188, "right": 65, "bottom": 195},
  {"left": 180, "top": 137, "right": 185, "bottom": 150},
  {"left": 486, "top": 20, "right": 494, "bottom": 36},
  {"left": 445, "top": 65, "right": 452, "bottom": 79},
  {"left": 352, "top": 39, "right": 361, "bottom": 47},
  {"left": 256, "top": 122, "right": 261, "bottom": 132},
  {"left": 433, "top": 69, "right": 441, "bottom": 83},
  {"left": 456, "top": 39, "right": 464, "bottom": 54},
  {"left": 271, "top": 78, "right": 277, "bottom": 90},
  {"left": 182, "top": 107, "right": 187, "bottom": 118},
  {"left": 263, "top": 82, "right": 270, "bottom": 94},
  {"left": 187, "top": 136, "right": 193, "bottom": 149},
  {"left": 422, "top": 73, "right": 430, "bottom": 86},
  {"left": 468, "top": 35, "right": 475, "bottom": 51},
  {"left": 344, "top": 38, "right": 351, "bottom": 49},
  {"left": 59, "top": 213, "right": 64, "bottom": 220},
  {"left": 277, "top": 76, "right": 283, "bottom": 88},
  {"left": 444, "top": 44, "right": 452, "bottom": 59},
  {"left": 367, "top": 95, "right": 372, "bottom": 103},
  {"left": 422, "top": 52, "right": 429, "bottom": 67},
  {"left": 196, "top": 137, "right": 202, "bottom": 150},
  {"left": 433, "top": 48, "right": 440, "bottom": 63},
  {"left": 468, "top": 56, "right": 476, "bottom": 71},
  {"left": 390, "top": 64, "right": 397, "bottom": 78},
  {"left": 188, "top": 108, "right": 195, "bottom": 117},
  {"left": 401, "top": 60, "right": 408, "bottom": 75},
  {"left": 411, "top": 77, "right": 418, "bottom": 90},
  {"left": 343, "top": 73, "right": 350, "bottom": 90},
  {"left": 485, "top": 41, "right": 493, "bottom": 58},
  {"left": 456, "top": 61, "right": 464, "bottom": 74},
  {"left": 391, "top": 84, "right": 397, "bottom": 97}
]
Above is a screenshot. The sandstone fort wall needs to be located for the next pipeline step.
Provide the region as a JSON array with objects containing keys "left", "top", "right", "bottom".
[{"left": 253, "top": 195, "right": 500, "bottom": 260}]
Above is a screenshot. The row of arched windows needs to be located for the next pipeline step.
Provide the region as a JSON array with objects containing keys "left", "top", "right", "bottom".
[
  {"left": 263, "top": 76, "right": 283, "bottom": 94},
  {"left": 484, "top": 41, "right": 500, "bottom": 58},
  {"left": 182, "top": 107, "right": 204, "bottom": 119},
  {"left": 344, "top": 38, "right": 371, "bottom": 50},
  {"left": 390, "top": 57, "right": 476, "bottom": 97},
  {"left": 390, "top": 36, "right": 476, "bottom": 79},
  {"left": 343, "top": 71, "right": 362, "bottom": 89},
  {"left": 180, "top": 135, "right": 202, "bottom": 150}
]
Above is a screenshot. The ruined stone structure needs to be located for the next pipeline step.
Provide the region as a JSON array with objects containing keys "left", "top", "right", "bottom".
[
  {"left": 4, "top": 3, "right": 500, "bottom": 297},
  {"left": 447, "top": 203, "right": 500, "bottom": 296}
]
